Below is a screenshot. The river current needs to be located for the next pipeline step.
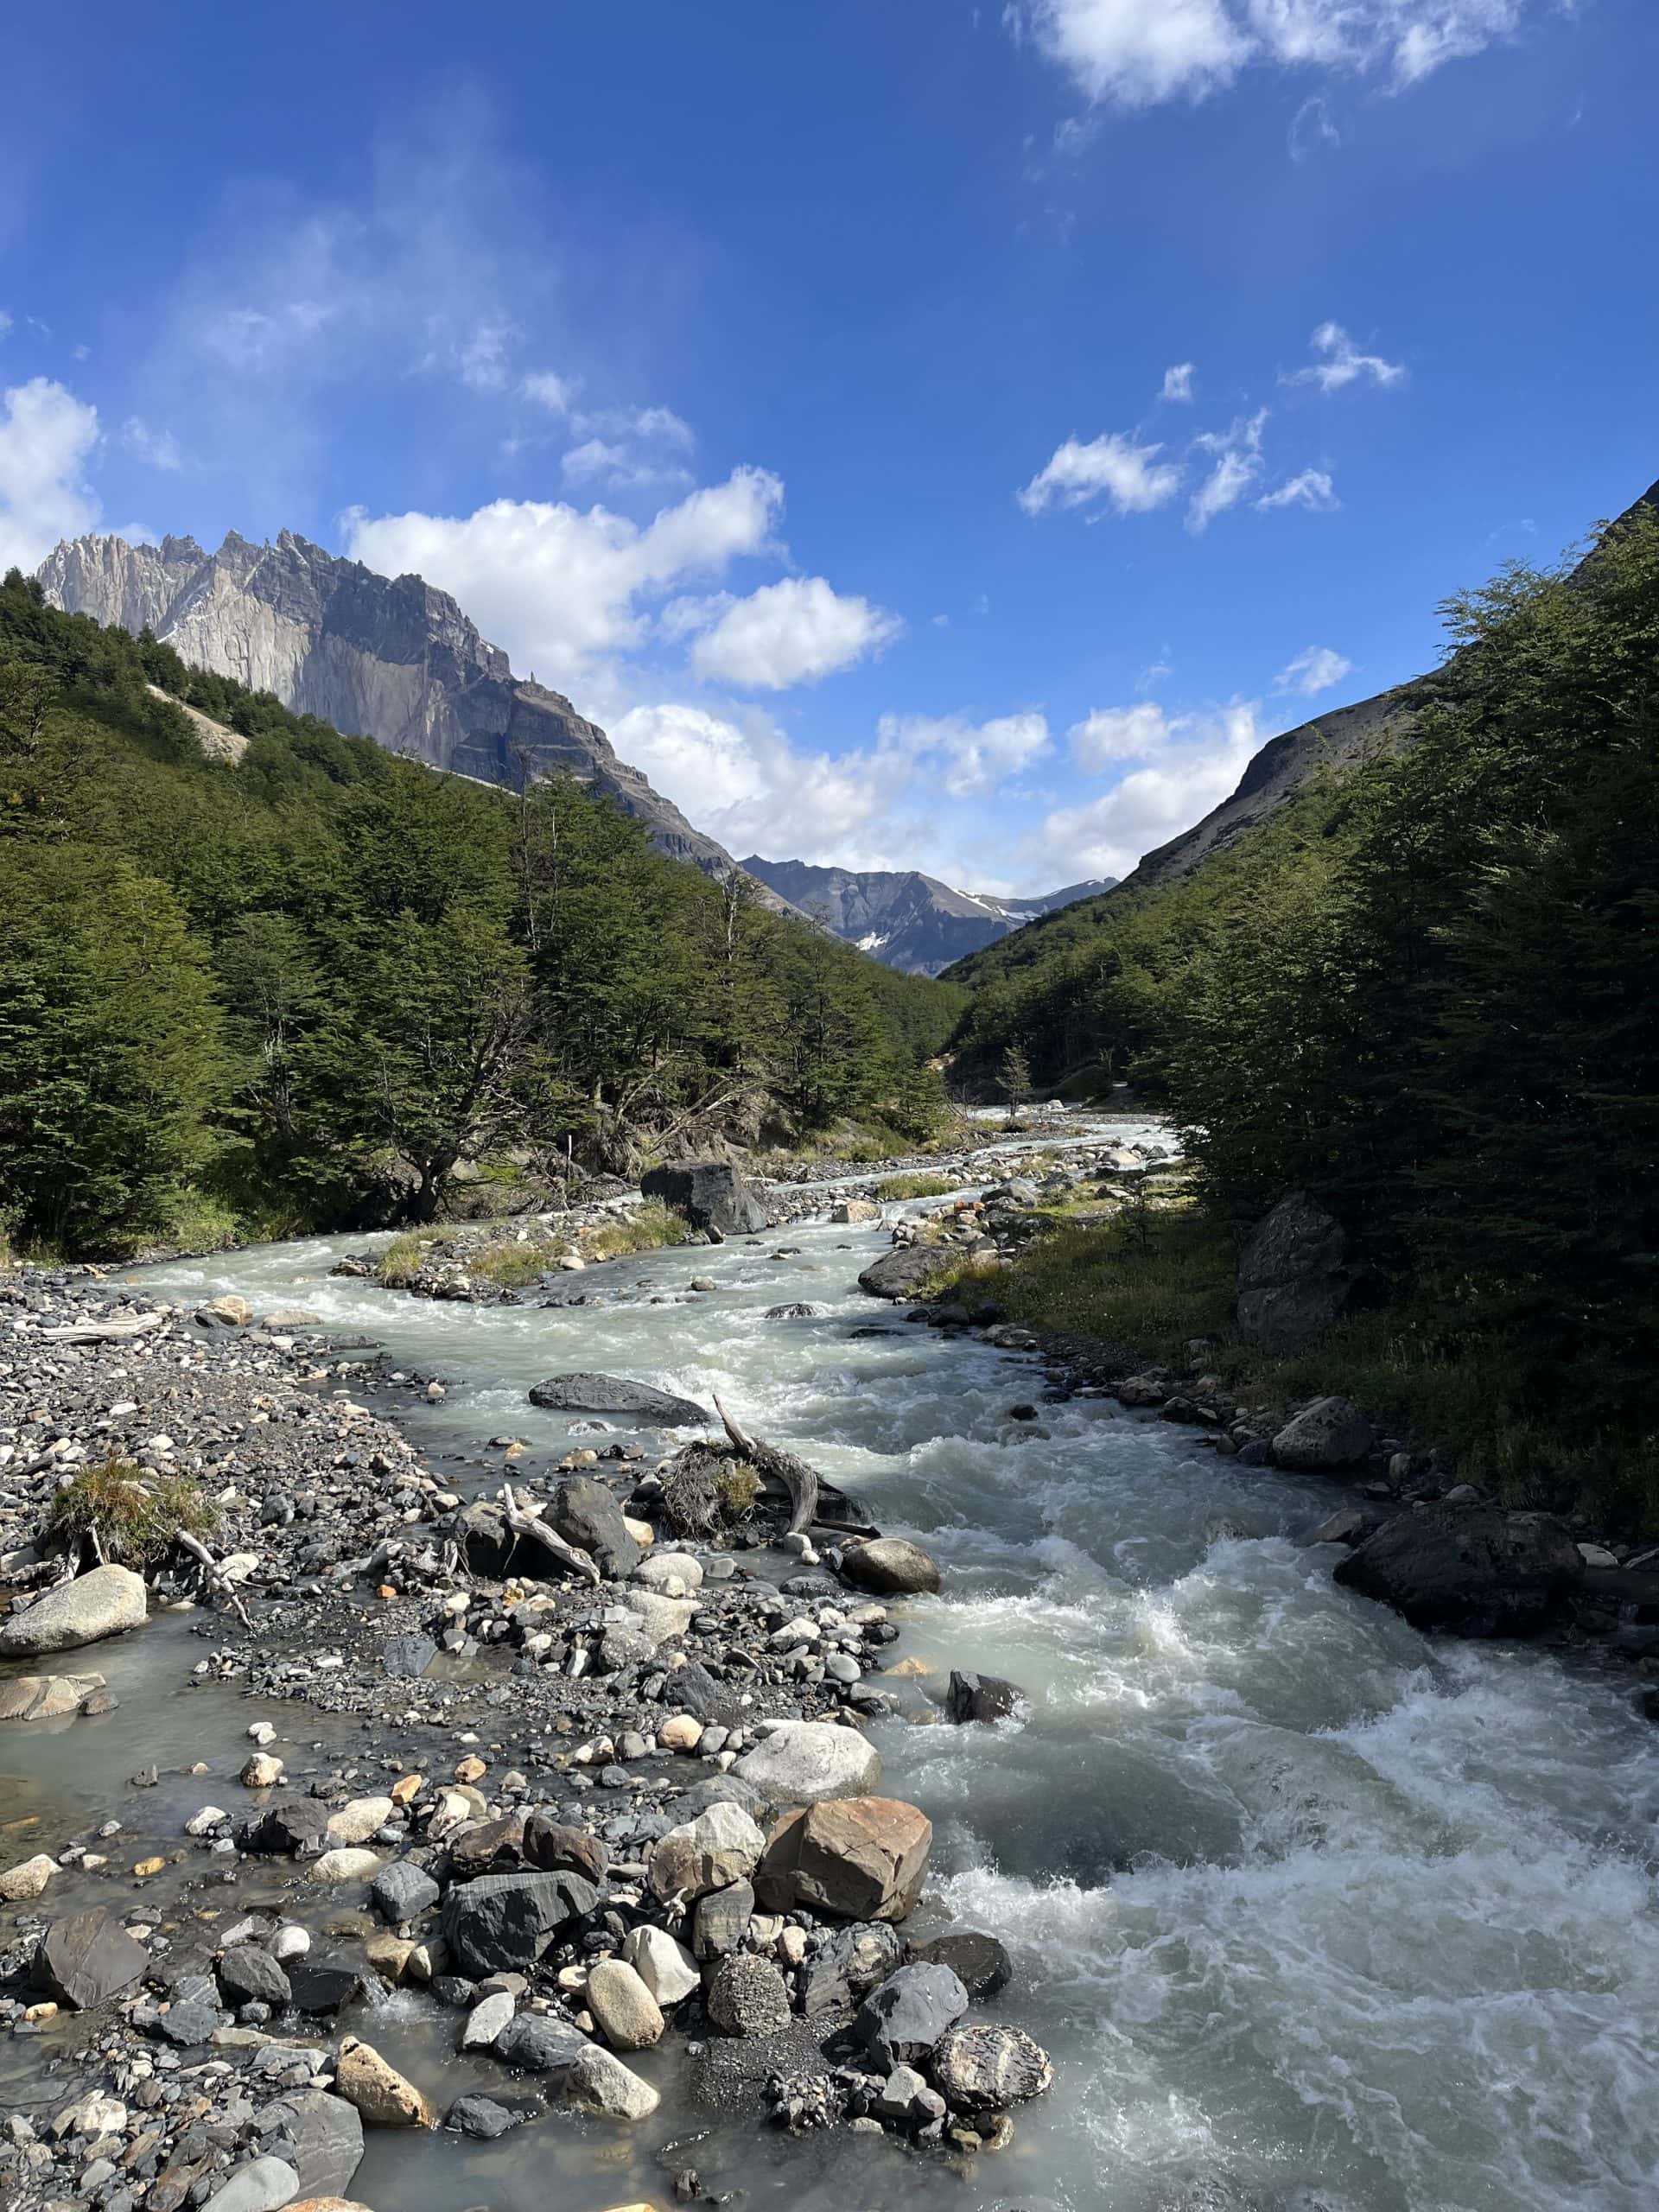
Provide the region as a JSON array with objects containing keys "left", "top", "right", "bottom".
[{"left": 18, "top": 1142, "right": 1658, "bottom": 2212}]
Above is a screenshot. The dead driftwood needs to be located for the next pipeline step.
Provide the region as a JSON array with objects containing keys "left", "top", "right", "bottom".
[
  {"left": 715, "top": 1396, "right": 818, "bottom": 1537},
  {"left": 175, "top": 1530, "right": 254, "bottom": 1630},
  {"left": 37, "top": 1313, "right": 168, "bottom": 1346},
  {"left": 499, "top": 1483, "right": 601, "bottom": 1586}
]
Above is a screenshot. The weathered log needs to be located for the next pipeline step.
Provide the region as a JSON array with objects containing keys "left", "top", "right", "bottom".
[
  {"left": 36, "top": 1313, "right": 168, "bottom": 1345},
  {"left": 499, "top": 1484, "right": 601, "bottom": 1586},
  {"left": 175, "top": 1530, "right": 254, "bottom": 1630},
  {"left": 715, "top": 1396, "right": 819, "bottom": 1537}
]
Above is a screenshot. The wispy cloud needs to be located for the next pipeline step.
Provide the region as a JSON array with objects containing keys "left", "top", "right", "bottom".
[
  {"left": 1290, "top": 321, "right": 1406, "bottom": 393},
  {"left": 1019, "top": 430, "right": 1183, "bottom": 518},
  {"left": 1160, "top": 361, "right": 1196, "bottom": 404},
  {"left": 1275, "top": 644, "right": 1353, "bottom": 695},
  {"left": 1188, "top": 408, "right": 1267, "bottom": 531}
]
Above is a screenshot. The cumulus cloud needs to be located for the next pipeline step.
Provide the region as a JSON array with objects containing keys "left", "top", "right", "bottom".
[
  {"left": 120, "top": 416, "right": 182, "bottom": 471},
  {"left": 0, "top": 377, "right": 102, "bottom": 573},
  {"left": 1019, "top": 430, "right": 1183, "bottom": 518},
  {"left": 1034, "top": 700, "right": 1265, "bottom": 880},
  {"left": 1009, "top": 0, "right": 1540, "bottom": 108},
  {"left": 1160, "top": 362, "right": 1196, "bottom": 404},
  {"left": 1256, "top": 466, "right": 1339, "bottom": 512},
  {"left": 609, "top": 699, "right": 1044, "bottom": 880},
  {"left": 689, "top": 576, "right": 903, "bottom": 690},
  {"left": 1291, "top": 321, "right": 1405, "bottom": 393},
  {"left": 1187, "top": 408, "right": 1268, "bottom": 531},
  {"left": 878, "top": 710, "right": 1052, "bottom": 797},
  {"left": 344, "top": 466, "right": 784, "bottom": 687},
  {"left": 1276, "top": 644, "right": 1353, "bottom": 694}
]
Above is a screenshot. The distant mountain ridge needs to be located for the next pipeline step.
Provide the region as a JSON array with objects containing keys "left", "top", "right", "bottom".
[
  {"left": 36, "top": 528, "right": 733, "bottom": 873},
  {"left": 741, "top": 855, "right": 1114, "bottom": 976}
]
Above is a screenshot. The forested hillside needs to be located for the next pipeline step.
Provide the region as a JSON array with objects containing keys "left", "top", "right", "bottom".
[
  {"left": 950, "top": 504, "right": 1659, "bottom": 1509},
  {"left": 0, "top": 574, "right": 963, "bottom": 1257}
]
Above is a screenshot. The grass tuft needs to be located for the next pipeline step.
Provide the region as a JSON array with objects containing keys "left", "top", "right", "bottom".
[
  {"left": 583, "top": 1198, "right": 690, "bottom": 1262},
  {"left": 876, "top": 1173, "right": 957, "bottom": 1201},
  {"left": 47, "top": 1459, "right": 219, "bottom": 1567}
]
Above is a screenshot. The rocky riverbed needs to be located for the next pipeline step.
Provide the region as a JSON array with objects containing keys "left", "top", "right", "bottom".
[{"left": 5, "top": 1139, "right": 1659, "bottom": 2212}]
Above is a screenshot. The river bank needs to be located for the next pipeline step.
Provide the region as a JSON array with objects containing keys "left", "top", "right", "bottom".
[{"left": 6, "top": 1146, "right": 1659, "bottom": 2212}]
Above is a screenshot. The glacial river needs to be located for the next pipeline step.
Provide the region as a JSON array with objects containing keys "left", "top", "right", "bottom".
[{"left": 12, "top": 1139, "right": 1659, "bottom": 2212}]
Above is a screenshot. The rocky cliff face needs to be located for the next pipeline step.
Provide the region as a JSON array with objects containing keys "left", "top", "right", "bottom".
[
  {"left": 37, "top": 529, "right": 733, "bottom": 873},
  {"left": 741, "top": 857, "right": 1113, "bottom": 976}
]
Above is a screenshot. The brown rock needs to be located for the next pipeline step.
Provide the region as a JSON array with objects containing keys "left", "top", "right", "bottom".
[{"left": 754, "top": 1796, "right": 931, "bottom": 1923}]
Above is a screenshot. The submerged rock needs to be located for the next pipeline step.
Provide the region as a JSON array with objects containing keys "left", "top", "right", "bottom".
[
  {"left": 0, "top": 1671, "right": 107, "bottom": 1723},
  {"left": 944, "top": 1669, "right": 1024, "bottom": 1722}
]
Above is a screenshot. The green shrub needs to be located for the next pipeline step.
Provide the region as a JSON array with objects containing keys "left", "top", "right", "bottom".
[
  {"left": 584, "top": 1199, "right": 690, "bottom": 1261},
  {"left": 876, "top": 1172, "right": 956, "bottom": 1200},
  {"left": 378, "top": 1230, "right": 441, "bottom": 1286}
]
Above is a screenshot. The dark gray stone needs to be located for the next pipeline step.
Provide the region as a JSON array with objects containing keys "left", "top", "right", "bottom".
[
  {"left": 1334, "top": 1504, "right": 1585, "bottom": 1637},
  {"left": 908, "top": 1929, "right": 1012, "bottom": 1999},
  {"left": 218, "top": 1947, "right": 291, "bottom": 2009},
  {"left": 548, "top": 1474, "right": 642, "bottom": 1578},
  {"left": 857, "top": 1246, "right": 951, "bottom": 1301},
  {"left": 706, "top": 1953, "right": 792, "bottom": 2037},
  {"left": 442, "top": 1869, "right": 600, "bottom": 1978},
  {"left": 856, "top": 1961, "right": 968, "bottom": 2068},
  {"left": 930, "top": 2022, "right": 1053, "bottom": 2109},
  {"left": 529, "top": 1373, "right": 712, "bottom": 1427},
  {"left": 382, "top": 1634, "right": 437, "bottom": 1679},
  {"left": 284, "top": 1961, "right": 362, "bottom": 2014},
  {"left": 370, "top": 1859, "right": 441, "bottom": 1924},
  {"left": 691, "top": 1878, "right": 754, "bottom": 1961},
  {"left": 238, "top": 1798, "right": 329, "bottom": 1857},
  {"left": 444, "top": 2093, "right": 531, "bottom": 2139},
  {"left": 1235, "top": 1192, "right": 1358, "bottom": 1349},
  {"left": 640, "top": 1160, "right": 769, "bottom": 1236},
  {"left": 944, "top": 1669, "right": 1025, "bottom": 1723},
  {"left": 493, "top": 2012, "right": 590, "bottom": 2074},
  {"left": 34, "top": 1909, "right": 149, "bottom": 2009},
  {"left": 263, "top": 2089, "right": 363, "bottom": 2199}
]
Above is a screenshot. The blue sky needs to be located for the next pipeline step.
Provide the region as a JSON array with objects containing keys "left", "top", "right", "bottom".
[{"left": 3, "top": 1, "right": 1654, "bottom": 890}]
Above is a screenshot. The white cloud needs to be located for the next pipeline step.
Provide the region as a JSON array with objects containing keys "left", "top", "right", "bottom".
[
  {"left": 690, "top": 575, "right": 904, "bottom": 690},
  {"left": 1020, "top": 430, "right": 1183, "bottom": 518},
  {"left": 0, "top": 378, "right": 102, "bottom": 574},
  {"left": 1187, "top": 407, "right": 1267, "bottom": 531},
  {"left": 1010, "top": 0, "right": 1541, "bottom": 108},
  {"left": 521, "top": 369, "right": 576, "bottom": 413},
  {"left": 1009, "top": 0, "right": 1251, "bottom": 109},
  {"left": 120, "top": 416, "right": 182, "bottom": 471},
  {"left": 1291, "top": 321, "right": 1405, "bottom": 392},
  {"left": 344, "top": 465, "right": 784, "bottom": 689},
  {"left": 454, "top": 316, "right": 520, "bottom": 393},
  {"left": 1276, "top": 644, "right": 1353, "bottom": 694},
  {"left": 0, "top": 311, "right": 11, "bottom": 340},
  {"left": 1160, "top": 362, "right": 1196, "bottom": 403},
  {"left": 1288, "top": 92, "right": 1343, "bottom": 157},
  {"left": 610, "top": 698, "right": 1050, "bottom": 878},
  {"left": 878, "top": 710, "right": 1052, "bottom": 798},
  {"left": 1256, "top": 466, "right": 1340, "bottom": 512},
  {"left": 1035, "top": 701, "right": 1265, "bottom": 880},
  {"left": 559, "top": 406, "right": 698, "bottom": 493},
  {"left": 1069, "top": 702, "right": 1177, "bottom": 770}
]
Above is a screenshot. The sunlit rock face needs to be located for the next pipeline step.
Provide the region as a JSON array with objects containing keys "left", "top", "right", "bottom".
[{"left": 37, "top": 528, "right": 732, "bottom": 872}]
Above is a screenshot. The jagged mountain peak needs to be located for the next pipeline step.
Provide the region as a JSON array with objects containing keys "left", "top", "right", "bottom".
[
  {"left": 741, "top": 855, "right": 1114, "bottom": 976},
  {"left": 37, "top": 525, "right": 729, "bottom": 872}
]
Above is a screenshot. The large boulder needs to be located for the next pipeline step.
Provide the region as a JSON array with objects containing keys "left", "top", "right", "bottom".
[
  {"left": 648, "top": 1802, "right": 766, "bottom": 1901},
  {"left": 908, "top": 1929, "right": 1012, "bottom": 2000},
  {"left": 754, "top": 1797, "right": 931, "bottom": 1923},
  {"left": 0, "top": 1565, "right": 147, "bottom": 1656},
  {"left": 547, "top": 1477, "right": 642, "bottom": 1579},
  {"left": 1235, "top": 1192, "right": 1357, "bottom": 1349},
  {"left": 1333, "top": 1504, "right": 1585, "bottom": 1637},
  {"left": 856, "top": 1961, "right": 968, "bottom": 2068},
  {"left": 857, "top": 1245, "right": 950, "bottom": 1301},
  {"left": 1271, "top": 1396, "right": 1375, "bottom": 1472},
  {"left": 34, "top": 1910, "right": 149, "bottom": 2009},
  {"left": 529, "top": 1372, "right": 712, "bottom": 1427},
  {"left": 640, "top": 1160, "right": 769, "bottom": 1236},
  {"left": 841, "top": 1537, "right": 940, "bottom": 1596},
  {"left": 0, "top": 1671, "right": 106, "bottom": 1722},
  {"left": 734, "top": 1720, "right": 882, "bottom": 1806},
  {"left": 930, "top": 2023, "right": 1053, "bottom": 2109},
  {"left": 441, "top": 1869, "right": 599, "bottom": 1976}
]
